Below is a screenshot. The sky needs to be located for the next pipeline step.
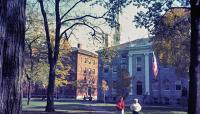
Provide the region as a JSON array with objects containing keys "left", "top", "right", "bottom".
[
  {"left": 119, "top": 5, "right": 149, "bottom": 43},
  {"left": 62, "top": 2, "right": 149, "bottom": 52},
  {"left": 29, "top": 0, "right": 149, "bottom": 52}
]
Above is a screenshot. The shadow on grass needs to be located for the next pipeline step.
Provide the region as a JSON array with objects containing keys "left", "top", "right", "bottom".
[
  {"left": 23, "top": 100, "right": 187, "bottom": 114},
  {"left": 22, "top": 111, "right": 99, "bottom": 114},
  {"left": 22, "top": 111, "right": 67, "bottom": 114},
  {"left": 28, "top": 103, "right": 115, "bottom": 112}
]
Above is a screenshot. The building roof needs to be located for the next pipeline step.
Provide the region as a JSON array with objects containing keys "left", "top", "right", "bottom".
[
  {"left": 71, "top": 47, "right": 97, "bottom": 57},
  {"left": 119, "top": 38, "right": 151, "bottom": 49},
  {"left": 96, "top": 38, "right": 151, "bottom": 53}
]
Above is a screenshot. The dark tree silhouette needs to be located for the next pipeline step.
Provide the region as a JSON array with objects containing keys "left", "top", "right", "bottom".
[{"left": 0, "top": 0, "right": 26, "bottom": 113}]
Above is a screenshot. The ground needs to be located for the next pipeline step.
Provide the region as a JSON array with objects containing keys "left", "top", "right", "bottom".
[{"left": 22, "top": 98, "right": 187, "bottom": 114}]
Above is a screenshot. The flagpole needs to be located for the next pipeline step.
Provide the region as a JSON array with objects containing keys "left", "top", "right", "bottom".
[
  {"left": 154, "top": 52, "right": 161, "bottom": 104},
  {"left": 152, "top": 52, "right": 161, "bottom": 103},
  {"left": 158, "top": 67, "right": 162, "bottom": 104}
]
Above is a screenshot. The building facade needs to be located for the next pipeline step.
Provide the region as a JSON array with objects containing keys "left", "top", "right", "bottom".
[
  {"left": 23, "top": 44, "right": 98, "bottom": 100},
  {"left": 97, "top": 38, "right": 188, "bottom": 106},
  {"left": 65, "top": 44, "right": 98, "bottom": 100}
]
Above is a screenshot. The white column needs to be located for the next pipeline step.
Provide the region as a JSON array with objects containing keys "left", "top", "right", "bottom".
[
  {"left": 144, "top": 53, "right": 150, "bottom": 95},
  {"left": 128, "top": 54, "right": 133, "bottom": 95}
]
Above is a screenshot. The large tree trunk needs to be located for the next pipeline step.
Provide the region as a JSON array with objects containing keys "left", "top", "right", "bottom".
[
  {"left": 0, "top": 0, "right": 26, "bottom": 114},
  {"left": 45, "top": 63, "right": 56, "bottom": 112},
  {"left": 189, "top": 1, "right": 200, "bottom": 114},
  {"left": 38, "top": 0, "right": 55, "bottom": 111},
  {"left": 38, "top": 0, "right": 61, "bottom": 111}
]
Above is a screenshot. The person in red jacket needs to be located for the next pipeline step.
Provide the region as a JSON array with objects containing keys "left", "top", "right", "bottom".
[{"left": 116, "top": 97, "right": 125, "bottom": 114}]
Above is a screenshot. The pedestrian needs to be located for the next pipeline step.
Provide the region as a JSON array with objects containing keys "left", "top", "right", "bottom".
[
  {"left": 130, "top": 98, "right": 142, "bottom": 114},
  {"left": 116, "top": 96, "right": 125, "bottom": 114}
]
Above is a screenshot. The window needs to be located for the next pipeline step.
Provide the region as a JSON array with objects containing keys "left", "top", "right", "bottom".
[
  {"left": 176, "top": 98, "right": 181, "bottom": 105},
  {"left": 113, "top": 97, "right": 117, "bottom": 101},
  {"left": 112, "top": 88, "right": 117, "bottom": 94},
  {"left": 176, "top": 85, "right": 181, "bottom": 90},
  {"left": 136, "top": 57, "right": 142, "bottom": 63},
  {"left": 84, "top": 76, "right": 86, "bottom": 82},
  {"left": 136, "top": 81, "right": 143, "bottom": 95},
  {"left": 137, "top": 66, "right": 142, "bottom": 71},
  {"left": 152, "top": 80, "right": 159, "bottom": 90},
  {"left": 85, "top": 58, "right": 88, "bottom": 63},
  {"left": 88, "top": 68, "right": 91, "bottom": 76},
  {"left": 92, "top": 69, "right": 95, "bottom": 74},
  {"left": 121, "top": 54, "right": 127, "bottom": 59},
  {"left": 81, "top": 57, "right": 82, "bottom": 63},
  {"left": 93, "top": 60, "right": 95, "bottom": 65},
  {"left": 182, "top": 87, "right": 188, "bottom": 97},
  {"left": 113, "top": 66, "right": 117, "bottom": 72},
  {"left": 84, "top": 68, "right": 87, "bottom": 74},
  {"left": 175, "top": 81, "right": 182, "bottom": 90},
  {"left": 121, "top": 59, "right": 126, "bottom": 64},
  {"left": 164, "top": 97, "right": 170, "bottom": 105},
  {"left": 112, "top": 80, "right": 117, "bottom": 88},
  {"left": 163, "top": 80, "right": 170, "bottom": 90},
  {"left": 136, "top": 57, "right": 142, "bottom": 72},
  {"left": 104, "top": 67, "right": 109, "bottom": 73},
  {"left": 153, "top": 98, "right": 158, "bottom": 104},
  {"left": 121, "top": 65, "right": 127, "bottom": 70}
]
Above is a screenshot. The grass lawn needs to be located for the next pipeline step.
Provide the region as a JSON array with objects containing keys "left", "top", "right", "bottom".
[{"left": 22, "top": 99, "right": 187, "bottom": 114}]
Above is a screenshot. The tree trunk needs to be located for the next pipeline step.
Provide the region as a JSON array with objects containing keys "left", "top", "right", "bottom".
[
  {"left": 27, "top": 80, "right": 31, "bottom": 105},
  {"left": 104, "top": 93, "right": 106, "bottom": 103},
  {"left": 27, "top": 40, "right": 33, "bottom": 105},
  {"left": 38, "top": 0, "right": 61, "bottom": 111},
  {"left": 189, "top": 1, "right": 200, "bottom": 114},
  {"left": 45, "top": 63, "right": 56, "bottom": 112},
  {"left": 0, "top": 0, "right": 26, "bottom": 114}
]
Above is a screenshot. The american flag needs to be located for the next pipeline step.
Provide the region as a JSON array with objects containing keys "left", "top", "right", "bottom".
[{"left": 152, "top": 52, "right": 158, "bottom": 77}]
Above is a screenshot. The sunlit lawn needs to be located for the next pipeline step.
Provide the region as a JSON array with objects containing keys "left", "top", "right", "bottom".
[{"left": 22, "top": 99, "right": 187, "bottom": 114}]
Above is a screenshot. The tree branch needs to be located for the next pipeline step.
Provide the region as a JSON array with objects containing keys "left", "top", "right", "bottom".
[
  {"left": 61, "top": 12, "right": 107, "bottom": 25},
  {"left": 64, "top": 29, "right": 74, "bottom": 40},
  {"left": 60, "top": 22, "right": 97, "bottom": 39},
  {"left": 53, "top": 0, "right": 62, "bottom": 65},
  {"left": 60, "top": 0, "right": 82, "bottom": 20},
  {"left": 38, "top": 0, "right": 53, "bottom": 63},
  {"left": 30, "top": 37, "right": 40, "bottom": 44}
]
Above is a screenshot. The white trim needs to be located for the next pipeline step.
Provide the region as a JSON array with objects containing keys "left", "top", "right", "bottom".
[
  {"left": 128, "top": 53, "right": 133, "bottom": 95},
  {"left": 129, "top": 50, "right": 152, "bottom": 55},
  {"left": 128, "top": 54, "right": 133, "bottom": 76},
  {"left": 145, "top": 53, "right": 150, "bottom": 95}
]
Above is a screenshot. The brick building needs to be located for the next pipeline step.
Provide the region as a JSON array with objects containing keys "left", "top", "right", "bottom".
[
  {"left": 23, "top": 44, "right": 98, "bottom": 100},
  {"left": 64, "top": 44, "right": 98, "bottom": 100}
]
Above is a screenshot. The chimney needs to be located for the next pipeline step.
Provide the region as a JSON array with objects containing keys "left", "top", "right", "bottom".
[{"left": 77, "top": 43, "right": 82, "bottom": 49}]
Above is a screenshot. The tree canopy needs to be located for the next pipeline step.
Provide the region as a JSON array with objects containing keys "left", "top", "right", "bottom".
[
  {"left": 152, "top": 8, "right": 190, "bottom": 75},
  {"left": 113, "top": 69, "right": 131, "bottom": 98}
]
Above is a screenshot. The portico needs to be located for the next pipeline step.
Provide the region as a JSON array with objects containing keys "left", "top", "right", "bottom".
[{"left": 128, "top": 49, "right": 152, "bottom": 96}]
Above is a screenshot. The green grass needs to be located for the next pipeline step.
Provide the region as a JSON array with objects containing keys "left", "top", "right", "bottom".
[{"left": 22, "top": 99, "right": 187, "bottom": 114}]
